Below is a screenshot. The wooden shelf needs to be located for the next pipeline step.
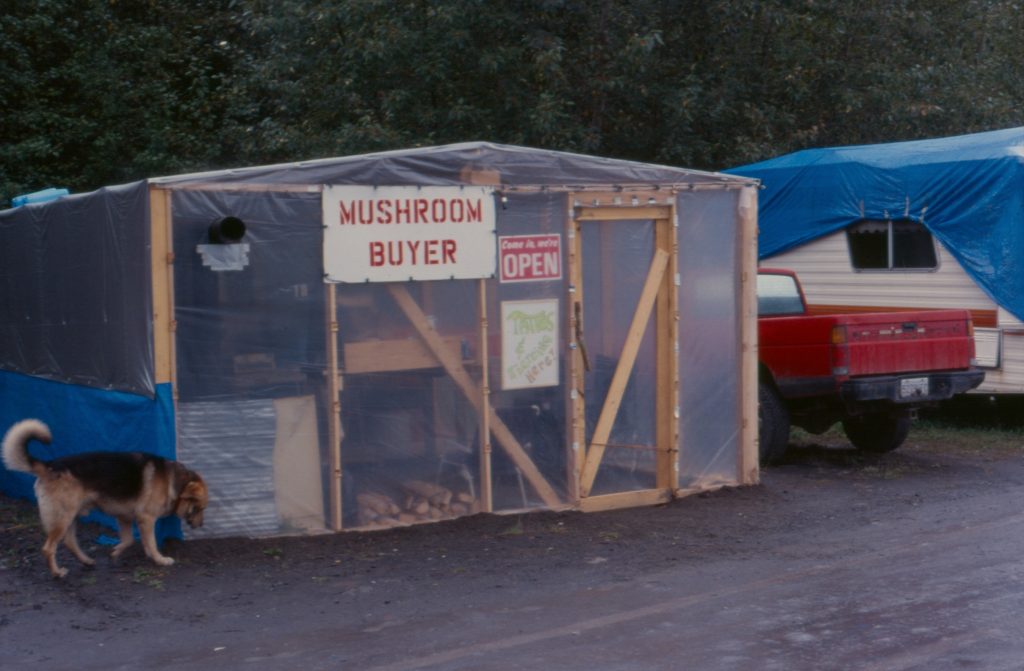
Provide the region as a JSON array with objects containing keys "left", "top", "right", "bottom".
[{"left": 343, "top": 335, "right": 472, "bottom": 374}]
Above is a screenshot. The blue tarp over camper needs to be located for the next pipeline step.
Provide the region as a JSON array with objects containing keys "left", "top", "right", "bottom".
[{"left": 726, "top": 127, "right": 1024, "bottom": 321}]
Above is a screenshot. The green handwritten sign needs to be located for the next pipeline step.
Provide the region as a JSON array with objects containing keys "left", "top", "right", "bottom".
[{"left": 501, "top": 299, "right": 559, "bottom": 390}]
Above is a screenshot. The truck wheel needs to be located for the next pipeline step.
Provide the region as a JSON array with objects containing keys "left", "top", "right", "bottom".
[
  {"left": 842, "top": 412, "right": 911, "bottom": 453},
  {"left": 759, "top": 383, "right": 790, "bottom": 465}
]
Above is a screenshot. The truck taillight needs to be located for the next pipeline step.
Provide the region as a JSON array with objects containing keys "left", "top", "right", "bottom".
[
  {"left": 831, "top": 325, "right": 850, "bottom": 376},
  {"left": 967, "top": 319, "right": 974, "bottom": 338}
]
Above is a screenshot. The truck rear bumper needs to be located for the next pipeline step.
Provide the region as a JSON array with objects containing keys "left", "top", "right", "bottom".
[{"left": 840, "top": 369, "right": 985, "bottom": 405}]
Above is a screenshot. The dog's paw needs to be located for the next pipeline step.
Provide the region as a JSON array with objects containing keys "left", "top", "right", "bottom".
[
  {"left": 80, "top": 555, "right": 96, "bottom": 566},
  {"left": 153, "top": 556, "right": 175, "bottom": 567},
  {"left": 52, "top": 567, "right": 69, "bottom": 579}
]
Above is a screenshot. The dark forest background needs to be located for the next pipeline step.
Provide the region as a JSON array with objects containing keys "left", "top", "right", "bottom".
[{"left": 3, "top": 0, "right": 1023, "bottom": 204}]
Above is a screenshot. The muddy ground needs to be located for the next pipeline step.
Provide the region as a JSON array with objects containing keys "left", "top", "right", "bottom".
[{"left": 3, "top": 420, "right": 1024, "bottom": 670}]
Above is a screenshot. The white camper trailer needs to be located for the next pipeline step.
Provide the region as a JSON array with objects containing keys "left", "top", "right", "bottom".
[{"left": 729, "top": 127, "right": 1024, "bottom": 395}]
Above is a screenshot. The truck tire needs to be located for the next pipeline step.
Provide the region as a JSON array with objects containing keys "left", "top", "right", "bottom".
[
  {"left": 759, "top": 383, "right": 790, "bottom": 465},
  {"left": 842, "top": 412, "right": 911, "bottom": 453}
]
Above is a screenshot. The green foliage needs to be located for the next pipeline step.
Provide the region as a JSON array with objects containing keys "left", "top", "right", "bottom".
[
  {"left": 2, "top": 0, "right": 1024, "bottom": 204},
  {"left": 0, "top": 0, "right": 256, "bottom": 201}
]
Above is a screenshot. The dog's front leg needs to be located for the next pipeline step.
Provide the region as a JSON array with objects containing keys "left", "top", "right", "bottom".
[
  {"left": 136, "top": 515, "right": 174, "bottom": 566},
  {"left": 110, "top": 516, "right": 135, "bottom": 559}
]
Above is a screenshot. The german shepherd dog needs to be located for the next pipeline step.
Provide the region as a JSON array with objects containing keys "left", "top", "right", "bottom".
[{"left": 2, "top": 419, "right": 208, "bottom": 578}]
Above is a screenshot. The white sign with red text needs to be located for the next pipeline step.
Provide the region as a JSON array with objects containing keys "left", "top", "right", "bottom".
[
  {"left": 322, "top": 185, "right": 496, "bottom": 283},
  {"left": 501, "top": 299, "right": 559, "bottom": 390},
  {"left": 498, "top": 234, "right": 562, "bottom": 283}
]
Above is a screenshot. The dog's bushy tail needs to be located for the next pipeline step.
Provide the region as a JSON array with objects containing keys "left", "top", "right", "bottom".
[{"left": 2, "top": 419, "right": 51, "bottom": 474}]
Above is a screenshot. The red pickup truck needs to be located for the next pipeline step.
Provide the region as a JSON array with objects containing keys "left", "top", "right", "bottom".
[{"left": 757, "top": 268, "right": 984, "bottom": 464}]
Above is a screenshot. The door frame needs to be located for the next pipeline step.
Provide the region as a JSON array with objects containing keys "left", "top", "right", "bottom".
[{"left": 567, "top": 195, "right": 679, "bottom": 511}]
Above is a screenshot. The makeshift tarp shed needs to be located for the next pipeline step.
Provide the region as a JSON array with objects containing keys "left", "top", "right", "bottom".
[
  {"left": 0, "top": 142, "right": 759, "bottom": 538},
  {"left": 727, "top": 127, "right": 1024, "bottom": 393}
]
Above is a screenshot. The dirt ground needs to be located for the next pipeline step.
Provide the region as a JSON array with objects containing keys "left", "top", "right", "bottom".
[{"left": 3, "top": 419, "right": 1024, "bottom": 670}]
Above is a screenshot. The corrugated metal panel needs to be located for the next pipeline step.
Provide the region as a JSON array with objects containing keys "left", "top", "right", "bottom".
[{"left": 176, "top": 400, "right": 283, "bottom": 539}]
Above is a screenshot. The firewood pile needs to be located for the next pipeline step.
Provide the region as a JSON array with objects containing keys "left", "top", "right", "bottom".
[{"left": 356, "top": 479, "right": 479, "bottom": 528}]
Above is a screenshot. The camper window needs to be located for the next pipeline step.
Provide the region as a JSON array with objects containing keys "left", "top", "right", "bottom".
[{"left": 847, "top": 220, "right": 937, "bottom": 271}]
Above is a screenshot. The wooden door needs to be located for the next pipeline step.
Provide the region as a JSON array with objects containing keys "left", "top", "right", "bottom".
[{"left": 569, "top": 202, "right": 679, "bottom": 510}]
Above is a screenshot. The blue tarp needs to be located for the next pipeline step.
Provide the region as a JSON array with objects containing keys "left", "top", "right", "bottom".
[
  {"left": 726, "top": 127, "right": 1024, "bottom": 321},
  {"left": 0, "top": 372, "right": 181, "bottom": 541}
]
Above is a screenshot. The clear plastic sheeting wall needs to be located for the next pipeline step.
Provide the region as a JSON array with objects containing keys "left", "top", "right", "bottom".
[
  {"left": 344, "top": 192, "right": 570, "bottom": 529},
  {"left": 579, "top": 220, "right": 658, "bottom": 495},
  {"left": 337, "top": 280, "right": 487, "bottom": 527},
  {"left": 487, "top": 192, "right": 570, "bottom": 510},
  {"left": 171, "top": 189, "right": 330, "bottom": 538},
  {"left": 677, "top": 189, "right": 742, "bottom": 486},
  {"left": 172, "top": 190, "right": 574, "bottom": 536},
  {"left": 167, "top": 185, "right": 749, "bottom": 538}
]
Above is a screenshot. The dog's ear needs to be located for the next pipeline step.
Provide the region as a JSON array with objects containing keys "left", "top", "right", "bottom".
[
  {"left": 184, "top": 478, "right": 209, "bottom": 507},
  {"left": 173, "top": 463, "right": 203, "bottom": 496}
]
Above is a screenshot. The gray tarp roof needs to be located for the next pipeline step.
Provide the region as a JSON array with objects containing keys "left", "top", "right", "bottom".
[{"left": 151, "top": 141, "right": 754, "bottom": 189}]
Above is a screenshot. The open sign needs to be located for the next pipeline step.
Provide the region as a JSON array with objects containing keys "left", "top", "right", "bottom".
[{"left": 498, "top": 234, "right": 562, "bottom": 283}]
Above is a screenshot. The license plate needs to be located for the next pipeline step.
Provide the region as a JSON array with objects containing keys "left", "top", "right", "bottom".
[{"left": 899, "top": 377, "right": 929, "bottom": 398}]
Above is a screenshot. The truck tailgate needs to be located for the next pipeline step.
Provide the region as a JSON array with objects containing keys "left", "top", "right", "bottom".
[{"left": 837, "top": 310, "right": 973, "bottom": 376}]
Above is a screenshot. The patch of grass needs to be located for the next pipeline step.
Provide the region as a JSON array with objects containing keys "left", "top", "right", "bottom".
[
  {"left": 789, "top": 419, "right": 1024, "bottom": 460},
  {"left": 860, "top": 463, "right": 911, "bottom": 479},
  {"left": 0, "top": 498, "right": 40, "bottom": 570},
  {"left": 263, "top": 547, "right": 283, "bottom": 559},
  {"left": 906, "top": 420, "right": 1024, "bottom": 456},
  {"left": 498, "top": 518, "right": 524, "bottom": 536},
  {"left": 0, "top": 547, "right": 28, "bottom": 570},
  {"left": 0, "top": 498, "right": 39, "bottom": 533},
  {"left": 131, "top": 567, "right": 165, "bottom": 590},
  {"left": 789, "top": 425, "right": 848, "bottom": 450}
]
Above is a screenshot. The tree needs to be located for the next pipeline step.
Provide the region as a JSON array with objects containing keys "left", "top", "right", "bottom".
[
  {"left": 2, "top": 0, "right": 1024, "bottom": 203},
  {"left": 0, "top": 0, "right": 256, "bottom": 202}
]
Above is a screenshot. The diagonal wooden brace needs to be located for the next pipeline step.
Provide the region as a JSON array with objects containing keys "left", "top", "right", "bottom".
[
  {"left": 387, "top": 285, "right": 562, "bottom": 508},
  {"left": 579, "top": 248, "right": 669, "bottom": 497}
]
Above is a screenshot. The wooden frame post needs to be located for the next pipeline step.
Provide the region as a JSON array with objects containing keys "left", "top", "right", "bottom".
[
  {"left": 567, "top": 198, "right": 585, "bottom": 504},
  {"left": 149, "top": 186, "right": 177, "bottom": 391},
  {"left": 477, "top": 279, "right": 494, "bottom": 513},
  {"left": 738, "top": 186, "right": 760, "bottom": 484},
  {"left": 325, "top": 284, "right": 344, "bottom": 530},
  {"left": 655, "top": 212, "right": 679, "bottom": 490}
]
